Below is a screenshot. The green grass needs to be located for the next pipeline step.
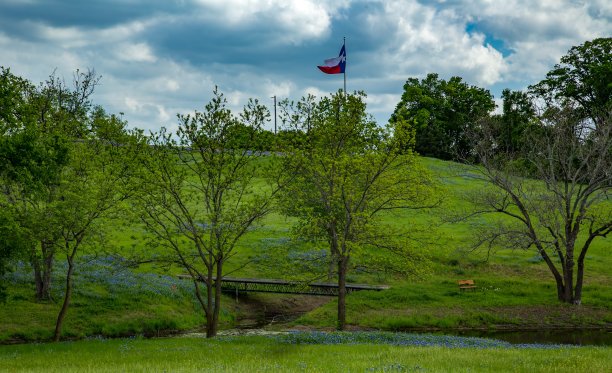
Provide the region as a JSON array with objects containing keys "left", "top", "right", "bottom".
[
  {"left": 0, "top": 335, "right": 610, "bottom": 373},
  {"left": 0, "top": 258, "right": 215, "bottom": 341}
]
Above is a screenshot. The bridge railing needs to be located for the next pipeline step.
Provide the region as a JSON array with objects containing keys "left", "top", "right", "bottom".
[{"left": 177, "top": 275, "right": 389, "bottom": 296}]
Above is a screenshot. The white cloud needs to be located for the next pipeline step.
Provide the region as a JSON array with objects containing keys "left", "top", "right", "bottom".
[
  {"left": 263, "top": 80, "right": 294, "bottom": 98},
  {"left": 365, "top": 93, "right": 401, "bottom": 119},
  {"left": 193, "top": 0, "right": 349, "bottom": 43},
  {"left": 588, "top": 0, "right": 612, "bottom": 18},
  {"left": 156, "top": 104, "right": 171, "bottom": 122},
  {"left": 96, "top": 62, "right": 217, "bottom": 131},
  {"left": 116, "top": 42, "right": 157, "bottom": 63},
  {"left": 124, "top": 97, "right": 143, "bottom": 112},
  {"left": 164, "top": 79, "right": 180, "bottom": 92},
  {"left": 365, "top": 0, "right": 507, "bottom": 86},
  {"left": 26, "top": 18, "right": 152, "bottom": 49},
  {"left": 456, "top": 0, "right": 612, "bottom": 81},
  {"left": 303, "top": 86, "right": 327, "bottom": 98},
  {"left": 30, "top": 22, "right": 88, "bottom": 48}
]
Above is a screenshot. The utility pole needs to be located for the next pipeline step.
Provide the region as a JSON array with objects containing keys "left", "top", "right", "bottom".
[{"left": 271, "top": 95, "right": 277, "bottom": 134}]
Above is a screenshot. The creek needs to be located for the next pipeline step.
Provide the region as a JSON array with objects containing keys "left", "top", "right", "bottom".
[
  {"left": 429, "top": 328, "right": 612, "bottom": 346},
  {"left": 232, "top": 294, "right": 612, "bottom": 346}
]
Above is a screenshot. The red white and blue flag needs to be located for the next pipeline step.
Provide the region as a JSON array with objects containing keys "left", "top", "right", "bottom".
[{"left": 317, "top": 44, "right": 346, "bottom": 74}]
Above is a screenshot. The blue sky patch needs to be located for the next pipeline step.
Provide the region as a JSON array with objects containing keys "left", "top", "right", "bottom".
[{"left": 466, "top": 22, "right": 514, "bottom": 58}]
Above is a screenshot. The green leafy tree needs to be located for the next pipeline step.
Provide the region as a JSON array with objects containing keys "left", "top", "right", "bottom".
[
  {"left": 1, "top": 68, "right": 138, "bottom": 340},
  {"left": 134, "top": 88, "right": 281, "bottom": 338},
  {"left": 51, "top": 112, "right": 138, "bottom": 341},
  {"left": 0, "top": 67, "right": 35, "bottom": 134},
  {"left": 0, "top": 71, "right": 34, "bottom": 279},
  {"left": 0, "top": 67, "right": 77, "bottom": 301},
  {"left": 391, "top": 73, "right": 495, "bottom": 161},
  {"left": 0, "top": 207, "right": 31, "bottom": 302},
  {"left": 529, "top": 37, "right": 611, "bottom": 126},
  {"left": 494, "top": 89, "right": 537, "bottom": 154},
  {"left": 280, "top": 91, "right": 437, "bottom": 330}
]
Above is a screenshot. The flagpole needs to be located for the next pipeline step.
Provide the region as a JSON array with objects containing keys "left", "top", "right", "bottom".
[{"left": 343, "top": 36, "right": 346, "bottom": 96}]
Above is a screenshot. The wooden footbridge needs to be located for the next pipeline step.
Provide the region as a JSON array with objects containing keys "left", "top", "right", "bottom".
[{"left": 177, "top": 275, "right": 389, "bottom": 296}]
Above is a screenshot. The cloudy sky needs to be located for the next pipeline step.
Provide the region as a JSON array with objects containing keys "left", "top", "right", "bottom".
[{"left": 1, "top": 0, "right": 610, "bottom": 132}]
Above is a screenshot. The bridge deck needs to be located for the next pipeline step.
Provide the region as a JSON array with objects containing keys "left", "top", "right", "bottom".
[{"left": 177, "top": 275, "right": 389, "bottom": 296}]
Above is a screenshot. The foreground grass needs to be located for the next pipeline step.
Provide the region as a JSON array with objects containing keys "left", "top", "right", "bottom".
[{"left": 1, "top": 334, "right": 610, "bottom": 373}]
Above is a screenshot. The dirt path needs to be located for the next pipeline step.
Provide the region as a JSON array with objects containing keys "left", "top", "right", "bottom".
[{"left": 230, "top": 293, "right": 332, "bottom": 329}]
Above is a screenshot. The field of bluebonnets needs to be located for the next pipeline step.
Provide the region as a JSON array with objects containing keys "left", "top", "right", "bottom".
[{"left": 1, "top": 255, "right": 209, "bottom": 341}]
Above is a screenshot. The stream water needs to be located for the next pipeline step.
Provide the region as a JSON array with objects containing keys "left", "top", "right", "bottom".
[
  {"left": 246, "top": 314, "right": 612, "bottom": 346},
  {"left": 431, "top": 328, "right": 612, "bottom": 346}
]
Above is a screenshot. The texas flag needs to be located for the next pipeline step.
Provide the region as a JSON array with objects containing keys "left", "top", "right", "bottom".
[{"left": 317, "top": 44, "right": 346, "bottom": 74}]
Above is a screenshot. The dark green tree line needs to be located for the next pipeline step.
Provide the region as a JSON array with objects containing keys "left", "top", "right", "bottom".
[{"left": 390, "top": 73, "right": 495, "bottom": 161}]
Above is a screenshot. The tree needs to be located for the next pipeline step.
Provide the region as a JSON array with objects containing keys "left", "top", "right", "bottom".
[
  {"left": 492, "top": 89, "right": 537, "bottom": 154},
  {"left": 0, "top": 68, "right": 136, "bottom": 339},
  {"left": 0, "top": 207, "right": 31, "bottom": 302},
  {"left": 51, "top": 112, "right": 137, "bottom": 341},
  {"left": 280, "top": 91, "right": 437, "bottom": 330},
  {"left": 0, "top": 67, "right": 77, "bottom": 301},
  {"left": 390, "top": 73, "right": 495, "bottom": 161},
  {"left": 0, "top": 68, "right": 34, "bottom": 302},
  {"left": 467, "top": 105, "right": 611, "bottom": 304},
  {"left": 0, "top": 67, "right": 35, "bottom": 134},
  {"left": 133, "top": 88, "right": 281, "bottom": 338},
  {"left": 529, "top": 37, "right": 611, "bottom": 127}
]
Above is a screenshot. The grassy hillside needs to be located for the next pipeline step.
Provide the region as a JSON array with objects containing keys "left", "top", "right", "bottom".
[
  {"left": 1, "top": 157, "right": 610, "bottom": 342},
  {"left": 292, "top": 157, "right": 611, "bottom": 330}
]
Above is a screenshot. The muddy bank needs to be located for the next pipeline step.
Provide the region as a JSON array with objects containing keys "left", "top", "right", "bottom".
[{"left": 231, "top": 293, "right": 333, "bottom": 328}]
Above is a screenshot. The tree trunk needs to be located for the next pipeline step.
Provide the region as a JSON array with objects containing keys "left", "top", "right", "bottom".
[
  {"left": 32, "top": 255, "right": 43, "bottom": 299},
  {"left": 574, "top": 243, "right": 590, "bottom": 306},
  {"left": 32, "top": 242, "right": 54, "bottom": 301},
  {"left": 336, "top": 255, "right": 348, "bottom": 331},
  {"left": 210, "top": 260, "right": 224, "bottom": 338},
  {"left": 564, "top": 243, "right": 576, "bottom": 303},
  {"left": 574, "top": 257, "right": 584, "bottom": 305},
  {"left": 555, "top": 279, "right": 567, "bottom": 303},
  {"left": 536, "top": 243, "right": 570, "bottom": 303},
  {"left": 205, "top": 266, "right": 215, "bottom": 338},
  {"left": 53, "top": 256, "right": 74, "bottom": 342},
  {"left": 327, "top": 254, "right": 336, "bottom": 281},
  {"left": 191, "top": 274, "right": 211, "bottom": 337},
  {"left": 41, "top": 252, "right": 54, "bottom": 300}
]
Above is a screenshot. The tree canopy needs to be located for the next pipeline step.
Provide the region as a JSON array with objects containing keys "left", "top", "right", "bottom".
[
  {"left": 529, "top": 37, "right": 612, "bottom": 126},
  {"left": 133, "top": 88, "right": 281, "bottom": 338},
  {"left": 280, "top": 91, "right": 437, "bottom": 330},
  {"left": 390, "top": 73, "right": 495, "bottom": 161}
]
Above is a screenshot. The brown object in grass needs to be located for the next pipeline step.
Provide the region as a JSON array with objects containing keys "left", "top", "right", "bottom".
[{"left": 458, "top": 279, "right": 477, "bottom": 291}]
